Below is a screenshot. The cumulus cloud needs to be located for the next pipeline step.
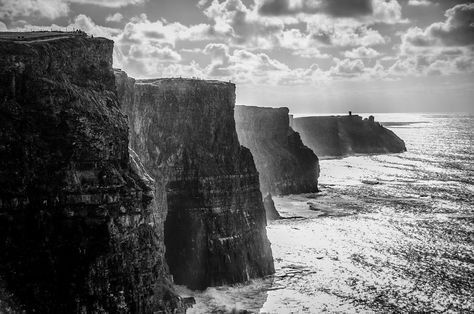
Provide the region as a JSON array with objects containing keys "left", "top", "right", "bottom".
[
  {"left": 0, "top": 0, "right": 69, "bottom": 20},
  {"left": 68, "top": 0, "right": 147, "bottom": 8},
  {"left": 197, "top": 42, "right": 331, "bottom": 84},
  {"left": 256, "top": 0, "right": 405, "bottom": 23},
  {"left": 257, "top": 0, "right": 373, "bottom": 17},
  {"left": 0, "top": 0, "right": 147, "bottom": 21},
  {"left": 5, "top": 14, "right": 120, "bottom": 37},
  {"left": 72, "top": 14, "right": 121, "bottom": 37},
  {"left": 407, "top": 0, "right": 432, "bottom": 7},
  {"left": 344, "top": 46, "right": 380, "bottom": 58},
  {"left": 391, "top": 3, "right": 474, "bottom": 78},
  {"left": 330, "top": 58, "right": 366, "bottom": 77},
  {"left": 307, "top": 17, "right": 385, "bottom": 47},
  {"left": 329, "top": 57, "right": 387, "bottom": 79},
  {"left": 372, "top": 0, "right": 405, "bottom": 24},
  {"left": 106, "top": 12, "right": 124, "bottom": 23},
  {"left": 203, "top": 0, "right": 285, "bottom": 49},
  {"left": 428, "top": 3, "right": 474, "bottom": 46},
  {"left": 403, "top": 3, "right": 474, "bottom": 48}
]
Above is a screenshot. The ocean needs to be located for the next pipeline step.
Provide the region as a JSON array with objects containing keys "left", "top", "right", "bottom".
[{"left": 178, "top": 113, "right": 474, "bottom": 313}]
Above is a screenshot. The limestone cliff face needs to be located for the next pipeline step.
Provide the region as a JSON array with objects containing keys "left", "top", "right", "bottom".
[
  {"left": 293, "top": 115, "right": 407, "bottom": 158},
  {"left": 235, "top": 106, "right": 319, "bottom": 195},
  {"left": 0, "top": 35, "right": 183, "bottom": 313},
  {"left": 115, "top": 72, "right": 274, "bottom": 290}
]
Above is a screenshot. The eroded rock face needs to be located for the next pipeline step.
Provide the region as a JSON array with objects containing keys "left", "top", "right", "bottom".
[
  {"left": 115, "top": 73, "right": 274, "bottom": 290},
  {"left": 263, "top": 194, "right": 281, "bottom": 221},
  {"left": 0, "top": 35, "right": 182, "bottom": 313},
  {"left": 235, "top": 106, "right": 319, "bottom": 195},
  {"left": 293, "top": 115, "right": 407, "bottom": 158}
]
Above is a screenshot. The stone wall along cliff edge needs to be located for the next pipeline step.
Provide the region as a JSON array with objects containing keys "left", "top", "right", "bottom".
[
  {"left": 293, "top": 115, "right": 407, "bottom": 158},
  {"left": 0, "top": 34, "right": 184, "bottom": 313},
  {"left": 115, "top": 72, "right": 275, "bottom": 290},
  {"left": 235, "top": 105, "right": 320, "bottom": 196}
]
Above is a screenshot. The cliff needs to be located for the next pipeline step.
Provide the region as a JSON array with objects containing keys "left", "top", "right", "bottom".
[
  {"left": 115, "top": 72, "right": 274, "bottom": 290},
  {"left": 263, "top": 194, "right": 281, "bottom": 221},
  {"left": 235, "top": 106, "right": 319, "bottom": 195},
  {"left": 293, "top": 115, "right": 407, "bottom": 157},
  {"left": 0, "top": 33, "right": 183, "bottom": 313}
]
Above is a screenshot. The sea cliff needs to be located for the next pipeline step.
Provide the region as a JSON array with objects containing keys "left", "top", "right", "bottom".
[
  {"left": 293, "top": 115, "right": 407, "bottom": 157},
  {"left": 235, "top": 106, "right": 319, "bottom": 195},
  {"left": 0, "top": 33, "right": 183, "bottom": 313},
  {"left": 115, "top": 72, "right": 274, "bottom": 290}
]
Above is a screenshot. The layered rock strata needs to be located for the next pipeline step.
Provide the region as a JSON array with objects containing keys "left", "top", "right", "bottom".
[
  {"left": 293, "top": 115, "right": 407, "bottom": 157},
  {"left": 115, "top": 72, "right": 274, "bottom": 290},
  {"left": 0, "top": 33, "right": 183, "bottom": 313},
  {"left": 235, "top": 106, "right": 319, "bottom": 195}
]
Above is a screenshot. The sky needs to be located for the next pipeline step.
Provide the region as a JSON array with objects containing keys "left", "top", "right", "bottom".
[{"left": 1, "top": 0, "right": 473, "bottom": 114}]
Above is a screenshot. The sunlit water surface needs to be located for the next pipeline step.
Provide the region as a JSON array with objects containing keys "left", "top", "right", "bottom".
[{"left": 178, "top": 113, "right": 474, "bottom": 313}]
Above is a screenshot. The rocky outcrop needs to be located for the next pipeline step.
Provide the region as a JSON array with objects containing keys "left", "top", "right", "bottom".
[
  {"left": 263, "top": 194, "right": 281, "bottom": 221},
  {"left": 293, "top": 115, "right": 407, "bottom": 158},
  {"left": 115, "top": 72, "right": 274, "bottom": 290},
  {"left": 0, "top": 34, "right": 183, "bottom": 313},
  {"left": 235, "top": 106, "right": 319, "bottom": 195}
]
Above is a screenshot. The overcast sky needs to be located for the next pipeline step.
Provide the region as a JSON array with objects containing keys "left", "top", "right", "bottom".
[{"left": 1, "top": 0, "right": 473, "bottom": 113}]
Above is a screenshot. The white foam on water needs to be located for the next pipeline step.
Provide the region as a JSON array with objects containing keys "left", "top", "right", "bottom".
[{"left": 182, "top": 113, "right": 474, "bottom": 313}]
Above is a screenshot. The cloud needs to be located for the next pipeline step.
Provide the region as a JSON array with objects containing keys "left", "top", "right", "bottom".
[
  {"left": 329, "top": 57, "right": 388, "bottom": 79},
  {"left": 372, "top": 0, "right": 405, "bottom": 24},
  {"left": 0, "top": 0, "right": 69, "bottom": 20},
  {"left": 203, "top": 0, "right": 285, "bottom": 49},
  {"left": 72, "top": 14, "right": 121, "bottom": 37},
  {"left": 307, "top": 17, "right": 385, "bottom": 47},
  {"left": 199, "top": 42, "right": 330, "bottom": 85},
  {"left": 256, "top": 0, "right": 405, "bottom": 24},
  {"left": 403, "top": 3, "right": 474, "bottom": 48},
  {"left": 68, "top": 0, "right": 146, "bottom": 8},
  {"left": 330, "top": 58, "right": 366, "bottom": 77},
  {"left": 5, "top": 14, "right": 120, "bottom": 37},
  {"left": 428, "top": 3, "right": 474, "bottom": 46},
  {"left": 112, "top": 14, "right": 201, "bottom": 77},
  {"left": 388, "top": 54, "right": 462, "bottom": 77},
  {"left": 106, "top": 12, "right": 124, "bottom": 23},
  {"left": 344, "top": 46, "right": 380, "bottom": 58},
  {"left": 407, "top": 0, "right": 432, "bottom": 6},
  {"left": 392, "top": 3, "right": 474, "bottom": 78},
  {"left": 257, "top": 0, "right": 373, "bottom": 17},
  {"left": 0, "top": 0, "right": 147, "bottom": 21},
  {"left": 0, "top": 21, "right": 7, "bottom": 31}
]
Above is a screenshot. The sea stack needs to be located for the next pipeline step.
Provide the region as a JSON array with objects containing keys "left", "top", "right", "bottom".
[
  {"left": 0, "top": 33, "right": 183, "bottom": 313},
  {"left": 235, "top": 105, "right": 319, "bottom": 195},
  {"left": 293, "top": 114, "right": 407, "bottom": 157},
  {"left": 115, "top": 72, "right": 274, "bottom": 290}
]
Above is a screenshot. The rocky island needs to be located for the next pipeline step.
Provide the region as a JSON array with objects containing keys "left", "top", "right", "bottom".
[
  {"left": 293, "top": 114, "right": 407, "bottom": 158},
  {"left": 115, "top": 72, "right": 274, "bottom": 290},
  {"left": 0, "top": 32, "right": 185, "bottom": 313},
  {"left": 235, "top": 106, "right": 320, "bottom": 196}
]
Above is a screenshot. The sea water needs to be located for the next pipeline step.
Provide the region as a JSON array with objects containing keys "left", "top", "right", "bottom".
[{"left": 178, "top": 113, "right": 474, "bottom": 313}]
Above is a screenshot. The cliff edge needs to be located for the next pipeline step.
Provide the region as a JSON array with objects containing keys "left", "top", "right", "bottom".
[
  {"left": 115, "top": 72, "right": 274, "bottom": 290},
  {"left": 235, "top": 106, "right": 319, "bottom": 195},
  {"left": 293, "top": 115, "right": 407, "bottom": 158},
  {"left": 0, "top": 34, "right": 183, "bottom": 313}
]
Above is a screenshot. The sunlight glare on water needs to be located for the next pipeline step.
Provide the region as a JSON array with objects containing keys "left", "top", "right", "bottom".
[{"left": 181, "top": 113, "right": 474, "bottom": 313}]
